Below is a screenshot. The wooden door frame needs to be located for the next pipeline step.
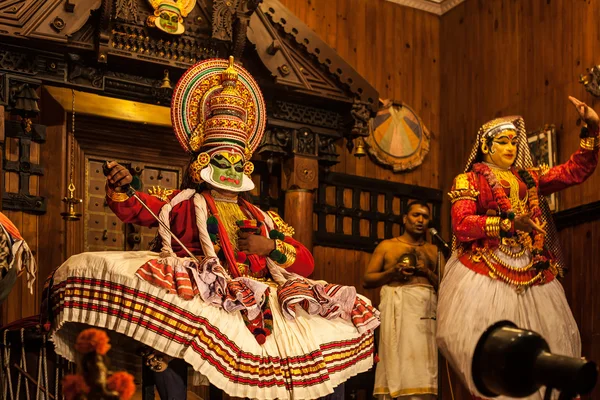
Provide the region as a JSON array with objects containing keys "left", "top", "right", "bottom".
[{"left": 38, "top": 86, "right": 180, "bottom": 301}]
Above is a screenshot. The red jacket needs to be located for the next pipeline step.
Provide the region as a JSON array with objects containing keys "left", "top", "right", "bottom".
[{"left": 107, "top": 190, "right": 314, "bottom": 278}]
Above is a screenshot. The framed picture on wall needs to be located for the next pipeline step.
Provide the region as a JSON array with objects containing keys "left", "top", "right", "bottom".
[{"left": 527, "top": 124, "right": 558, "bottom": 212}]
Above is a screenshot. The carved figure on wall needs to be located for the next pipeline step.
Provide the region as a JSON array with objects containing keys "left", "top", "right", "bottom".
[
  {"left": 146, "top": 0, "right": 197, "bottom": 35},
  {"left": 366, "top": 99, "right": 431, "bottom": 172}
]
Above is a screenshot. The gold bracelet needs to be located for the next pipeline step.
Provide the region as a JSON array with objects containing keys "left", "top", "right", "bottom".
[
  {"left": 485, "top": 216, "right": 501, "bottom": 238},
  {"left": 274, "top": 239, "right": 296, "bottom": 268},
  {"left": 448, "top": 188, "right": 480, "bottom": 204},
  {"left": 106, "top": 183, "right": 131, "bottom": 202},
  {"left": 500, "top": 218, "right": 512, "bottom": 232},
  {"left": 580, "top": 136, "right": 600, "bottom": 151}
]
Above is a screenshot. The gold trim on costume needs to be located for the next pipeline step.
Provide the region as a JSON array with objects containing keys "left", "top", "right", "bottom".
[
  {"left": 485, "top": 216, "right": 501, "bottom": 238},
  {"left": 580, "top": 136, "right": 600, "bottom": 151},
  {"left": 266, "top": 211, "right": 295, "bottom": 237},
  {"left": 489, "top": 165, "right": 528, "bottom": 215},
  {"left": 480, "top": 251, "right": 543, "bottom": 289},
  {"left": 500, "top": 218, "right": 512, "bottom": 232},
  {"left": 274, "top": 239, "right": 296, "bottom": 268},
  {"left": 374, "top": 387, "right": 438, "bottom": 397},
  {"left": 448, "top": 188, "right": 480, "bottom": 204},
  {"left": 454, "top": 173, "right": 471, "bottom": 190},
  {"left": 213, "top": 199, "right": 246, "bottom": 250},
  {"left": 148, "top": 186, "right": 174, "bottom": 202},
  {"left": 106, "top": 183, "right": 131, "bottom": 202}
]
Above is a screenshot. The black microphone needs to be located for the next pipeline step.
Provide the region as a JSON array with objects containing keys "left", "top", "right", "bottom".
[{"left": 428, "top": 227, "right": 450, "bottom": 258}]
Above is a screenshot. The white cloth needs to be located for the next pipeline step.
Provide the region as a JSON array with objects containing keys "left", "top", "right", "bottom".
[
  {"left": 49, "top": 251, "right": 375, "bottom": 400},
  {"left": 436, "top": 251, "right": 581, "bottom": 400},
  {"left": 374, "top": 284, "right": 438, "bottom": 399}
]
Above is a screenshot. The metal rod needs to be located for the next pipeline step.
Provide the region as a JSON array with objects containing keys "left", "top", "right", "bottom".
[{"left": 129, "top": 192, "right": 201, "bottom": 264}]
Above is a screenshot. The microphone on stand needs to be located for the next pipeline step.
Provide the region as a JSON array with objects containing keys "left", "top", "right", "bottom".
[{"left": 428, "top": 227, "right": 450, "bottom": 259}]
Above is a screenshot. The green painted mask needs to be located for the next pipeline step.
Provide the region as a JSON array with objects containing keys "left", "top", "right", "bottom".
[
  {"left": 210, "top": 152, "right": 244, "bottom": 189},
  {"left": 158, "top": 10, "right": 180, "bottom": 34}
]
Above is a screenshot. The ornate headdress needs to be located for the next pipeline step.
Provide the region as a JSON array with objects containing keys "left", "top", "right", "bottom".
[
  {"left": 171, "top": 56, "right": 266, "bottom": 192},
  {"left": 459, "top": 115, "right": 565, "bottom": 274},
  {"left": 147, "top": 0, "right": 196, "bottom": 35}
]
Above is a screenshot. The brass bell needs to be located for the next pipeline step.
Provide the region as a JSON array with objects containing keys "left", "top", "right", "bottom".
[
  {"left": 160, "top": 69, "right": 172, "bottom": 89},
  {"left": 354, "top": 137, "right": 367, "bottom": 158},
  {"left": 61, "top": 183, "right": 83, "bottom": 221},
  {"left": 398, "top": 253, "right": 417, "bottom": 268}
]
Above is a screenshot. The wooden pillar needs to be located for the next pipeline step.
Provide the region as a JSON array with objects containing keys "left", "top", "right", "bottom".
[
  {"left": 281, "top": 155, "right": 318, "bottom": 252},
  {"left": 0, "top": 106, "right": 4, "bottom": 212},
  {"left": 284, "top": 189, "right": 314, "bottom": 251}
]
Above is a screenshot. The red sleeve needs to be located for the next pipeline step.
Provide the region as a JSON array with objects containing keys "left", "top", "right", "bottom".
[
  {"left": 282, "top": 236, "right": 314, "bottom": 277},
  {"left": 451, "top": 199, "right": 490, "bottom": 243},
  {"left": 538, "top": 147, "right": 599, "bottom": 196},
  {"left": 107, "top": 191, "right": 171, "bottom": 227},
  {"left": 449, "top": 173, "right": 492, "bottom": 243}
]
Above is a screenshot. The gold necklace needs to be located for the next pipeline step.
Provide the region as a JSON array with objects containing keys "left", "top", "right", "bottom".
[
  {"left": 213, "top": 200, "right": 247, "bottom": 250},
  {"left": 488, "top": 165, "right": 528, "bottom": 215}
]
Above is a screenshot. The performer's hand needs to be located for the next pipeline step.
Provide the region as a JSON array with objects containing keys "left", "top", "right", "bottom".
[
  {"left": 569, "top": 96, "right": 600, "bottom": 131},
  {"left": 414, "top": 262, "right": 429, "bottom": 277},
  {"left": 514, "top": 213, "right": 546, "bottom": 235},
  {"left": 396, "top": 261, "right": 415, "bottom": 277},
  {"left": 238, "top": 232, "right": 276, "bottom": 256},
  {"left": 105, "top": 161, "right": 133, "bottom": 190}
]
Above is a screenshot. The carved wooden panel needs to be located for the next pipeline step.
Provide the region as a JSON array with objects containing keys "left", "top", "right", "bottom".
[
  {"left": 0, "top": 0, "right": 101, "bottom": 41},
  {"left": 84, "top": 158, "right": 181, "bottom": 252}
]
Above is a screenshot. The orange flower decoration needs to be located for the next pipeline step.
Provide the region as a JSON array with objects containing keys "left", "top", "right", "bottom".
[
  {"left": 62, "top": 374, "right": 90, "bottom": 400},
  {"left": 75, "top": 328, "right": 111, "bottom": 355},
  {"left": 107, "top": 371, "right": 136, "bottom": 400}
]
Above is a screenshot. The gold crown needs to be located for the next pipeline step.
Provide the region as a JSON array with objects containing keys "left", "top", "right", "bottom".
[{"left": 148, "top": 0, "right": 196, "bottom": 17}]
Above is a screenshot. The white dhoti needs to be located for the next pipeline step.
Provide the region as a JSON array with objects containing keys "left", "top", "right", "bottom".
[
  {"left": 437, "top": 252, "right": 581, "bottom": 400},
  {"left": 374, "top": 284, "right": 438, "bottom": 399}
]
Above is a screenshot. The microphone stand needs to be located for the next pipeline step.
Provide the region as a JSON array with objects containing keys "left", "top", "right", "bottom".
[{"left": 435, "top": 237, "right": 443, "bottom": 400}]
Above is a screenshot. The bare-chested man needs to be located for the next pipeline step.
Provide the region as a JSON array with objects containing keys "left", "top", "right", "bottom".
[{"left": 364, "top": 200, "right": 438, "bottom": 399}]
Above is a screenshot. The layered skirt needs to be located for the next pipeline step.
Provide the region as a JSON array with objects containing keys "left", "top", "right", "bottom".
[
  {"left": 48, "top": 251, "right": 376, "bottom": 399},
  {"left": 437, "top": 251, "right": 581, "bottom": 400}
]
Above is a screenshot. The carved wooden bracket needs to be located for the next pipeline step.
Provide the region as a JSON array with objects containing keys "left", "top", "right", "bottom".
[{"left": 281, "top": 155, "right": 318, "bottom": 191}]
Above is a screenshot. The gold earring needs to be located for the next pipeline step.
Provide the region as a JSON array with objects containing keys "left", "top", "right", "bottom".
[
  {"left": 481, "top": 142, "right": 489, "bottom": 155},
  {"left": 243, "top": 161, "right": 254, "bottom": 176},
  {"left": 189, "top": 152, "right": 210, "bottom": 183}
]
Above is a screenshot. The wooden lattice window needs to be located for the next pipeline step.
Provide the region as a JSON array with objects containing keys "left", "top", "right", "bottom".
[{"left": 314, "top": 171, "right": 443, "bottom": 252}]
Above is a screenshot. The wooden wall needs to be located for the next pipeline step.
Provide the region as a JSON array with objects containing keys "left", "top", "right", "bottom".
[
  {"left": 279, "top": 0, "right": 442, "bottom": 302},
  {"left": 440, "top": 0, "right": 600, "bottom": 213},
  {"left": 440, "top": 1, "right": 600, "bottom": 398}
]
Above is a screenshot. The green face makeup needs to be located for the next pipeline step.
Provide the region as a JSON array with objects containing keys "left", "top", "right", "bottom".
[
  {"left": 210, "top": 153, "right": 244, "bottom": 189},
  {"left": 159, "top": 11, "right": 179, "bottom": 33}
]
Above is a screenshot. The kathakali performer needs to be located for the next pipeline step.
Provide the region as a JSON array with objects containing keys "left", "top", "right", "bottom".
[
  {"left": 437, "top": 96, "right": 599, "bottom": 400},
  {"left": 47, "top": 57, "right": 379, "bottom": 400}
]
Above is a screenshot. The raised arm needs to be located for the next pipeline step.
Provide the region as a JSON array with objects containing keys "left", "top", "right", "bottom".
[
  {"left": 538, "top": 97, "right": 600, "bottom": 195},
  {"left": 105, "top": 161, "right": 169, "bottom": 227}
]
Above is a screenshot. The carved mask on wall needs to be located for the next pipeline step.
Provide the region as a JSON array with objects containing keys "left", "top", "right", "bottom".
[{"left": 147, "top": 0, "right": 196, "bottom": 35}]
